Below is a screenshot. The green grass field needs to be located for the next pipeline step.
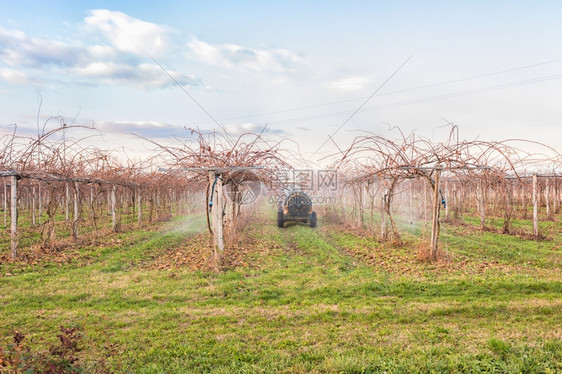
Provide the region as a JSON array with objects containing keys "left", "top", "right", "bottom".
[{"left": 1, "top": 209, "right": 560, "bottom": 373}]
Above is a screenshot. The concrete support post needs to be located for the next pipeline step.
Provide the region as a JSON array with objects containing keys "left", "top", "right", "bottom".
[
  {"left": 430, "top": 169, "right": 441, "bottom": 260},
  {"left": 10, "top": 175, "right": 18, "bottom": 259},
  {"left": 533, "top": 174, "right": 539, "bottom": 239},
  {"left": 209, "top": 171, "right": 224, "bottom": 271}
]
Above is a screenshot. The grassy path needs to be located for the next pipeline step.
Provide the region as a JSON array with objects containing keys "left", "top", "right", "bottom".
[{"left": 0, "top": 212, "right": 560, "bottom": 373}]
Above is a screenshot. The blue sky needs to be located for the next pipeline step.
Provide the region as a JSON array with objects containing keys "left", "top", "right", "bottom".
[{"left": 1, "top": 0, "right": 562, "bottom": 163}]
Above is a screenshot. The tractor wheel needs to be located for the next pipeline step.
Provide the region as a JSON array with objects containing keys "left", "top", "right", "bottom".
[
  {"left": 310, "top": 211, "right": 317, "bottom": 228},
  {"left": 277, "top": 211, "right": 285, "bottom": 228}
]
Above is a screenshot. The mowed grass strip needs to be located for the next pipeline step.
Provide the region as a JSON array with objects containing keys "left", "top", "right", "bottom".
[{"left": 0, "top": 210, "right": 560, "bottom": 373}]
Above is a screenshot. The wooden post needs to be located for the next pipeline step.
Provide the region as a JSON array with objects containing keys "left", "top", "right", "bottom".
[
  {"left": 340, "top": 187, "right": 346, "bottom": 220},
  {"left": 444, "top": 180, "right": 449, "bottom": 221},
  {"left": 37, "top": 182, "right": 41, "bottom": 225},
  {"left": 72, "top": 181, "right": 80, "bottom": 240},
  {"left": 209, "top": 171, "right": 224, "bottom": 270},
  {"left": 156, "top": 189, "right": 160, "bottom": 212},
  {"left": 430, "top": 168, "right": 441, "bottom": 260},
  {"left": 380, "top": 180, "right": 387, "bottom": 240},
  {"left": 368, "top": 182, "right": 375, "bottom": 230},
  {"left": 111, "top": 185, "right": 117, "bottom": 232},
  {"left": 25, "top": 187, "right": 29, "bottom": 215},
  {"left": 359, "top": 182, "right": 364, "bottom": 228},
  {"left": 65, "top": 182, "right": 70, "bottom": 221},
  {"left": 522, "top": 182, "right": 527, "bottom": 219},
  {"left": 89, "top": 185, "right": 94, "bottom": 220},
  {"left": 3, "top": 178, "right": 6, "bottom": 229},
  {"left": 10, "top": 175, "right": 18, "bottom": 259},
  {"left": 107, "top": 188, "right": 111, "bottom": 214},
  {"left": 452, "top": 183, "right": 458, "bottom": 220},
  {"left": 31, "top": 185, "right": 36, "bottom": 226},
  {"left": 137, "top": 188, "right": 142, "bottom": 225},
  {"left": 553, "top": 176, "right": 558, "bottom": 214},
  {"left": 479, "top": 179, "right": 486, "bottom": 229},
  {"left": 422, "top": 184, "right": 427, "bottom": 232},
  {"left": 169, "top": 187, "right": 173, "bottom": 215},
  {"left": 533, "top": 174, "right": 539, "bottom": 239},
  {"left": 545, "top": 178, "right": 551, "bottom": 219},
  {"left": 409, "top": 179, "right": 413, "bottom": 224}
]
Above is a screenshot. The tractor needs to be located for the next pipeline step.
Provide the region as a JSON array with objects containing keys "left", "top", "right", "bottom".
[{"left": 277, "top": 190, "right": 317, "bottom": 228}]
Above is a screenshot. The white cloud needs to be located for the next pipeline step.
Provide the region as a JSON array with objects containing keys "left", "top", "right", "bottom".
[
  {"left": 88, "top": 120, "right": 285, "bottom": 142},
  {"left": 223, "top": 122, "right": 286, "bottom": 136},
  {"left": 328, "top": 76, "right": 375, "bottom": 91},
  {"left": 224, "top": 122, "right": 261, "bottom": 135},
  {"left": 94, "top": 120, "right": 189, "bottom": 140},
  {"left": 188, "top": 37, "right": 300, "bottom": 73},
  {"left": 85, "top": 9, "right": 168, "bottom": 55},
  {"left": 0, "top": 27, "right": 86, "bottom": 68},
  {"left": 0, "top": 12, "right": 203, "bottom": 89},
  {"left": 0, "top": 68, "right": 33, "bottom": 85},
  {"left": 87, "top": 44, "right": 117, "bottom": 59},
  {"left": 72, "top": 62, "right": 201, "bottom": 89}
]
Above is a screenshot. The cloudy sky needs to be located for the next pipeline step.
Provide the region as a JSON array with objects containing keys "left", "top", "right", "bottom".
[{"left": 2, "top": 0, "right": 562, "bottom": 164}]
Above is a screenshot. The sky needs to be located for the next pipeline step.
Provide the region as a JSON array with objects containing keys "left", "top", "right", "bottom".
[{"left": 1, "top": 0, "right": 562, "bottom": 166}]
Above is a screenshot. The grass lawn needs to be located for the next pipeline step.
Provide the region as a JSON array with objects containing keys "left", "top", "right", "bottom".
[{"left": 1, "top": 209, "right": 560, "bottom": 373}]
